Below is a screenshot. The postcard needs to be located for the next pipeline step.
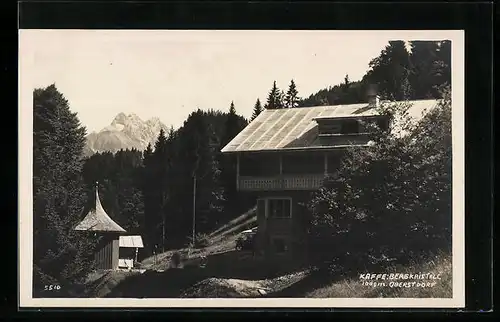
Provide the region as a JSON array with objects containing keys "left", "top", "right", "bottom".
[{"left": 18, "top": 29, "right": 465, "bottom": 308}]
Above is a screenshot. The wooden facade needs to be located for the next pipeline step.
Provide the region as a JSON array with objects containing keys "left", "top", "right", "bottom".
[
  {"left": 237, "top": 150, "right": 342, "bottom": 191},
  {"left": 239, "top": 174, "right": 325, "bottom": 191},
  {"left": 254, "top": 190, "right": 312, "bottom": 259},
  {"left": 94, "top": 233, "right": 120, "bottom": 270},
  {"left": 118, "top": 235, "right": 144, "bottom": 269},
  {"left": 230, "top": 132, "right": 370, "bottom": 258}
]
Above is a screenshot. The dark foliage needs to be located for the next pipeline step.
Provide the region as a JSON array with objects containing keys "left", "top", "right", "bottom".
[
  {"left": 33, "top": 84, "right": 98, "bottom": 296},
  {"left": 307, "top": 86, "right": 452, "bottom": 274},
  {"left": 251, "top": 98, "right": 263, "bottom": 121},
  {"left": 82, "top": 148, "right": 145, "bottom": 235},
  {"left": 285, "top": 79, "right": 300, "bottom": 108},
  {"left": 299, "top": 40, "right": 451, "bottom": 107},
  {"left": 264, "top": 81, "right": 285, "bottom": 109}
]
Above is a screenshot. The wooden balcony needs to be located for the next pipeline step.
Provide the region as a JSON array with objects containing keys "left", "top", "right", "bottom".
[{"left": 238, "top": 174, "right": 326, "bottom": 191}]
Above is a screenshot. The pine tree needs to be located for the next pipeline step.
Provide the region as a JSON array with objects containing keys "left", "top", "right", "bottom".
[
  {"left": 408, "top": 41, "right": 440, "bottom": 99},
  {"left": 364, "top": 40, "right": 413, "bottom": 101},
  {"left": 153, "top": 128, "right": 169, "bottom": 250},
  {"left": 264, "top": 81, "right": 284, "bottom": 109},
  {"left": 433, "top": 40, "right": 451, "bottom": 97},
  {"left": 33, "top": 84, "right": 97, "bottom": 296},
  {"left": 162, "top": 127, "right": 178, "bottom": 248},
  {"left": 141, "top": 143, "right": 156, "bottom": 251},
  {"left": 144, "top": 143, "right": 153, "bottom": 161},
  {"left": 229, "top": 101, "right": 236, "bottom": 114},
  {"left": 219, "top": 102, "right": 244, "bottom": 215},
  {"left": 178, "top": 111, "right": 223, "bottom": 237},
  {"left": 285, "top": 79, "right": 300, "bottom": 108},
  {"left": 222, "top": 101, "right": 241, "bottom": 147},
  {"left": 344, "top": 74, "right": 350, "bottom": 88},
  {"left": 251, "top": 98, "right": 263, "bottom": 121},
  {"left": 278, "top": 89, "right": 286, "bottom": 108},
  {"left": 154, "top": 128, "right": 167, "bottom": 155},
  {"left": 113, "top": 149, "right": 145, "bottom": 234}
]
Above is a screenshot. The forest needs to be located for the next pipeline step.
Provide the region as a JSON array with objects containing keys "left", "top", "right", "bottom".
[{"left": 32, "top": 40, "right": 452, "bottom": 295}]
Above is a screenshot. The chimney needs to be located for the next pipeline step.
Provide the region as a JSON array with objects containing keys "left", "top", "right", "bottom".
[{"left": 367, "top": 84, "right": 380, "bottom": 108}]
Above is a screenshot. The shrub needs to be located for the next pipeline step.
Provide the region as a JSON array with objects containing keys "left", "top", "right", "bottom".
[
  {"left": 169, "top": 251, "right": 183, "bottom": 268},
  {"left": 307, "top": 86, "right": 452, "bottom": 273},
  {"left": 187, "top": 233, "right": 211, "bottom": 248}
]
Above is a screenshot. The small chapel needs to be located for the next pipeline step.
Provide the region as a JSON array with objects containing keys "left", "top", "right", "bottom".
[{"left": 74, "top": 182, "right": 127, "bottom": 270}]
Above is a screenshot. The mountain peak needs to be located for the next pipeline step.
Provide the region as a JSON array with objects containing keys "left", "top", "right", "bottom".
[
  {"left": 85, "top": 113, "right": 168, "bottom": 156},
  {"left": 112, "top": 112, "right": 143, "bottom": 126},
  {"left": 111, "top": 112, "right": 128, "bottom": 125}
]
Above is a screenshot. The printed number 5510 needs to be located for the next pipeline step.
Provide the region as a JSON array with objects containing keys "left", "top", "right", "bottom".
[{"left": 44, "top": 285, "right": 61, "bottom": 291}]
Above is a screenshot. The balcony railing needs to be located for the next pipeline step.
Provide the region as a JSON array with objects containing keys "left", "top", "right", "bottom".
[{"left": 238, "top": 174, "right": 326, "bottom": 191}]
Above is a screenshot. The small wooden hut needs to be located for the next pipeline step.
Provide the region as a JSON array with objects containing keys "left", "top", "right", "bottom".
[
  {"left": 74, "top": 182, "right": 126, "bottom": 270},
  {"left": 118, "top": 235, "right": 144, "bottom": 269}
]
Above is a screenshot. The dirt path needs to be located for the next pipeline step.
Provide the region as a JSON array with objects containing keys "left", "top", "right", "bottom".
[{"left": 180, "top": 271, "right": 309, "bottom": 298}]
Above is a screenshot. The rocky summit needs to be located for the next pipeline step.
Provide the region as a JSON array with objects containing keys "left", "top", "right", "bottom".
[{"left": 84, "top": 112, "right": 169, "bottom": 156}]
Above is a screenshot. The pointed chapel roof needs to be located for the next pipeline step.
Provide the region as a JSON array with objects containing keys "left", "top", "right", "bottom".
[{"left": 74, "top": 182, "right": 126, "bottom": 233}]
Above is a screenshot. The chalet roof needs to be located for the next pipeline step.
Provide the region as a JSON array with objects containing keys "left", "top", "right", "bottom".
[
  {"left": 221, "top": 99, "right": 438, "bottom": 153},
  {"left": 74, "top": 183, "right": 126, "bottom": 233},
  {"left": 119, "top": 235, "right": 144, "bottom": 248}
]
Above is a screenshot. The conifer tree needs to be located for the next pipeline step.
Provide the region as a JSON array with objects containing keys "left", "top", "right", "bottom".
[
  {"left": 251, "top": 98, "right": 263, "bottom": 120},
  {"left": 222, "top": 101, "right": 240, "bottom": 147},
  {"left": 141, "top": 143, "right": 156, "bottom": 251},
  {"left": 285, "top": 79, "right": 300, "bottom": 108},
  {"left": 33, "top": 84, "right": 96, "bottom": 296},
  {"left": 344, "top": 74, "right": 350, "bottom": 88},
  {"left": 364, "top": 40, "right": 413, "bottom": 101},
  {"left": 220, "top": 102, "right": 244, "bottom": 215},
  {"left": 153, "top": 128, "right": 169, "bottom": 250},
  {"left": 264, "top": 81, "right": 284, "bottom": 109}
]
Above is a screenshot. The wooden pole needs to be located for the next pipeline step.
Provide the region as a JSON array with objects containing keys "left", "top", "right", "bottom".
[
  {"left": 324, "top": 153, "right": 328, "bottom": 176},
  {"left": 162, "top": 206, "right": 165, "bottom": 253},
  {"left": 192, "top": 175, "right": 196, "bottom": 246},
  {"left": 236, "top": 154, "right": 240, "bottom": 190},
  {"left": 279, "top": 154, "right": 284, "bottom": 189}
]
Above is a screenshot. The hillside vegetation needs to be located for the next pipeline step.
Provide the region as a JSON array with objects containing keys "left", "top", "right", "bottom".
[{"left": 82, "top": 204, "right": 451, "bottom": 299}]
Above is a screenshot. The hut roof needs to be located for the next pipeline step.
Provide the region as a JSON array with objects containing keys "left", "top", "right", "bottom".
[
  {"left": 74, "top": 183, "right": 126, "bottom": 233},
  {"left": 119, "top": 235, "right": 144, "bottom": 248}
]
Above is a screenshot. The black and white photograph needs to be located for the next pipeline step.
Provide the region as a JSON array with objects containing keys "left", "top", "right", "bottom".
[{"left": 18, "top": 29, "right": 465, "bottom": 308}]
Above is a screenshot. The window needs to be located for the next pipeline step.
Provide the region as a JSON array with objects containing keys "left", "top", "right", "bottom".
[
  {"left": 267, "top": 199, "right": 291, "bottom": 218},
  {"left": 272, "top": 238, "right": 288, "bottom": 253},
  {"left": 318, "top": 121, "right": 342, "bottom": 135},
  {"left": 340, "top": 119, "right": 360, "bottom": 134}
]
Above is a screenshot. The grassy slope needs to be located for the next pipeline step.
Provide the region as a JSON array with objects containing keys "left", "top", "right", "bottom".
[
  {"left": 140, "top": 206, "right": 258, "bottom": 270},
  {"left": 305, "top": 252, "right": 452, "bottom": 298}
]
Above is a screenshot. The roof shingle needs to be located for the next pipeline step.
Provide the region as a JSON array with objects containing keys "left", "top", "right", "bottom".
[
  {"left": 119, "top": 235, "right": 144, "bottom": 248},
  {"left": 221, "top": 99, "right": 438, "bottom": 153},
  {"left": 74, "top": 185, "right": 126, "bottom": 233}
]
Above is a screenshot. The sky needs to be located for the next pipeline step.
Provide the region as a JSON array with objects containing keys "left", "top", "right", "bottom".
[{"left": 20, "top": 30, "right": 451, "bottom": 133}]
